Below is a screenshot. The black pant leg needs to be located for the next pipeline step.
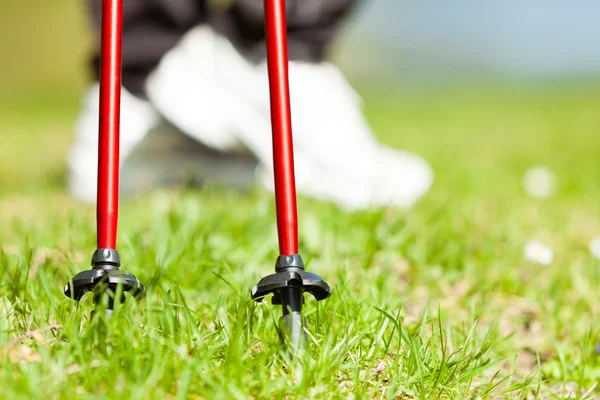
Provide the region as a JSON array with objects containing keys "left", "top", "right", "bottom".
[
  {"left": 89, "top": 0, "right": 208, "bottom": 97},
  {"left": 212, "top": 0, "right": 360, "bottom": 63}
]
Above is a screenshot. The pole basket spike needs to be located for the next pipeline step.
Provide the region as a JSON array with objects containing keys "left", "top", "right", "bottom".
[{"left": 64, "top": 249, "right": 145, "bottom": 314}]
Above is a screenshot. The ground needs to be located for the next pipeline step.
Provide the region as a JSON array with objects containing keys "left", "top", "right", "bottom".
[{"left": 1, "top": 81, "right": 600, "bottom": 399}]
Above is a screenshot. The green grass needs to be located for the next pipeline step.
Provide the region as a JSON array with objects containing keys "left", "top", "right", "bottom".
[{"left": 1, "top": 83, "right": 600, "bottom": 399}]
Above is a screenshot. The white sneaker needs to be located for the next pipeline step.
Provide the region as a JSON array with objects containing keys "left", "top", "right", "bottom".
[
  {"left": 67, "top": 84, "right": 257, "bottom": 202},
  {"left": 254, "top": 61, "right": 433, "bottom": 209},
  {"left": 147, "top": 25, "right": 433, "bottom": 209}
]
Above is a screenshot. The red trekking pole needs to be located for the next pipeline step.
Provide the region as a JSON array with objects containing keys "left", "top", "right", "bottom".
[
  {"left": 252, "top": 0, "right": 331, "bottom": 349},
  {"left": 64, "top": 0, "right": 144, "bottom": 316}
]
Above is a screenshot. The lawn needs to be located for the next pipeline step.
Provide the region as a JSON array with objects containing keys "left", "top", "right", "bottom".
[
  {"left": 2, "top": 81, "right": 600, "bottom": 399},
  {"left": 2, "top": 2, "right": 600, "bottom": 399}
]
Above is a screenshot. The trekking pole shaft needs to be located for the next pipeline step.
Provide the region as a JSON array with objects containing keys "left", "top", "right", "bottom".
[
  {"left": 265, "top": 0, "right": 298, "bottom": 256},
  {"left": 97, "top": 0, "right": 122, "bottom": 249}
]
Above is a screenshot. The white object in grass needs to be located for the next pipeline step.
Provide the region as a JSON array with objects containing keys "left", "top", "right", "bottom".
[
  {"left": 146, "top": 26, "right": 433, "bottom": 210},
  {"left": 589, "top": 237, "right": 600, "bottom": 260},
  {"left": 523, "top": 166, "right": 557, "bottom": 199},
  {"left": 524, "top": 240, "right": 554, "bottom": 266}
]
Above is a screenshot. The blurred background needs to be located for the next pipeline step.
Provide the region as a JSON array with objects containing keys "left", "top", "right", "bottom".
[
  {"left": 6, "top": 0, "right": 600, "bottom": 93},
  {"left": 1, "top": 0, "right": 599, "bottom": 194},
  {"left": 341, "top": 0, "right": 600, "bottom": 82}
]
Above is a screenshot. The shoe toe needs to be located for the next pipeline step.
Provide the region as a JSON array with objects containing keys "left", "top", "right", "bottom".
[{"left": 257, "top": 146, "right": 433, "bottom": 211}]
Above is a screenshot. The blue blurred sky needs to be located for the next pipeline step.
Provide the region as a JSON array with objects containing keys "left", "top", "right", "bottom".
[{"left": 339, "top": 0, "right": 600, "bottom": 81}]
